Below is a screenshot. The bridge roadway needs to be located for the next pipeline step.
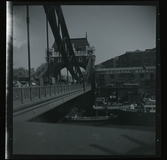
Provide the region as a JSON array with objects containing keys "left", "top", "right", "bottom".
[{"left": 13, "top": 84, "right": 91, "bottom": 121}]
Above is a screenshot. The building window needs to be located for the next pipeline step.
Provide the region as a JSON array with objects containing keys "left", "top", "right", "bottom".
[
  {"left": 99, "top": 82, "right": 105, "bottom": 87},
  {"left": 50, "top": 58, "right": 54, "bottom": 62},
  {"left": 133, "top": 56, "right": 140, "bottom": 60},
  {"left": 79, "top": 46, "right": 83, "bottom": 50},
  {"left": 144, "top": 56, "right": 149, "bottom": 59},
  {"left": 110, "top": 74, "right": 114, "bottom": 79},
  {"left": 58, "top": 58, "right": 61, "bottom": 63},
  {"left": 76, "top": 46, "right": 83, "bottom": 51},
  {"left": 150, "top": 73, "right": 154, "bottom": 79},
  {"left": 133, "top": 56, "right": 140, "bottom": 66},
  {"left": 79, "top": 57, "right": 82, "bottom": 62},
  {"left": 129, "top": 73, "right": 134, "bottom": 79},
  {"left": 144, "top": 56, "right": 150, "bottom": 65},
  {"left": 140, "top": 73, "right": 144, "bottom": 78},
  {"left": 144, "top": 60, "right": 149, "bottom": 65},
  {"left": 119, "top": 74, "right": 125, "bottom": 79},
  {"left": 133, "top": 61, "right": 140, "bottom": 66},
  {"left": 153, "top": 56, "right": 156, "bottom": 65},
  {"left": 99, "top": 74, "right": 104, "bottom": 79}
]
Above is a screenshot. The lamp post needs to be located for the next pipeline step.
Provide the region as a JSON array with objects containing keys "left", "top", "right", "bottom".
[
  {"left": 26, "top": 5, "right": 31, "bottom": 86},
  {"left": 46, "top": 13, "right": 50, "bottom": 85},
  {"left": 67, "top": 45, "right": 69, "bottom": 84}
]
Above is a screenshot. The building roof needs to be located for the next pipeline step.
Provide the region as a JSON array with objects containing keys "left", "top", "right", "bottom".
[
  {"left": 145, "top": 48, "right": 156, "bottom": 52},
  {"left": 125, "top": 49, "right": 143, "bottom": 53},
  {"left": 126, "top": 48, "right": 156, "bottom": 54},
  {"left": 71, "top": 38, "right": 90, "bottom": 51},
  {"left": 95, "top": 66, "right": 156, "bottom": 72},
  {"left": 96, "top": 48, "right": 156, "bottom": 67},
  {"left": 52, "top": 38, "right": 90, "bottom": 52}
]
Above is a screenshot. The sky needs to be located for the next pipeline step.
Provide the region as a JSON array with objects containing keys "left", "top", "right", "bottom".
[{"left": 12, "top": 5, "right": 156, "bottom": 71}]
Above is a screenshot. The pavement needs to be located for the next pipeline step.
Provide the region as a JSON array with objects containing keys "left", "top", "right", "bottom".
[{"left": 13, "top": 121, "right": 156, "bottom": 156}]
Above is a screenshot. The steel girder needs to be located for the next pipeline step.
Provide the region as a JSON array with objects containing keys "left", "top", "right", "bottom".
[{"left": 43, "top": 5, "right": 83, "bottom": 81}]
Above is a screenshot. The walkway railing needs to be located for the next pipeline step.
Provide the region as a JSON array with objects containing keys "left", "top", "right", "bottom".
[{"left": 13, "top": 84, "right": 91, "bottom": 108}]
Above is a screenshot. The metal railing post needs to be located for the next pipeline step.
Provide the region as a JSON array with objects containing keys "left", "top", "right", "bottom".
[
  {"left": 21, "top": 89, "right": 24, "bottom": 104},
  {"left": 39, "top": 87, "right": 41, "bottom": 99},
  {"left": 30, "top": 87, "right": 32, "bottom": 101}
]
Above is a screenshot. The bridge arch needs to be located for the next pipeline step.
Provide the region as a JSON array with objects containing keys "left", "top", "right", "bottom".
[{"left": 49, "top": 58, "right": 88, "bottom": 82}]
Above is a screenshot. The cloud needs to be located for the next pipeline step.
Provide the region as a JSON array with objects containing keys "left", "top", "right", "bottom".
[
  {"left": 13, "top": 38, "right": 27, "bottom": 50},
  {"left": 12, "top": 6, "right": 27, "bottom": 49}
]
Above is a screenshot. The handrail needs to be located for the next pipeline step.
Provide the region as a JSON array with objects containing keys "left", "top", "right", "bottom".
[{"left": 13, "top": 83, "right": 91, "bottom": 108}]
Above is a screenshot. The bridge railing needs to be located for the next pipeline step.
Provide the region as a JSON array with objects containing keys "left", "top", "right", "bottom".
[{"left": 13, "top": 83, "right": 91, "bottom": 108}]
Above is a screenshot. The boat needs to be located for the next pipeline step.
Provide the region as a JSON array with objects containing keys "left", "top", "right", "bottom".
[
  {"left": 118, "top": 99, "right": 156, "bottom": 125},
  {"left": 62, "top": 115, "right": 111, "bottom": 122},
  {"left": 93, "top": 97, "right": 121, "bottom": 111}
]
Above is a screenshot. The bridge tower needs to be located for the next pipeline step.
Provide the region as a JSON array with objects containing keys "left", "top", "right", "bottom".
[{"left": 42, "top": 37, "right": 96, "bottom": 84}]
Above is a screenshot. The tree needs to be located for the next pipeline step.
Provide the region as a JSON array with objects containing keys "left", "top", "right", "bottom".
[
  {"left": 31, "top": 68, "right": 35, "bottom": 74},
  {"left": 13, "top": 67, "right": 35, "bottom": 80},
  {"left": 13, "top": 67, "right": 28, "bottom": 79}
]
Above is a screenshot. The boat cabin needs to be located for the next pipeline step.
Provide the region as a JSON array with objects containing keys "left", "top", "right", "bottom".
[{"left": 95, "top": 97, "right": 106, "bottom": 106}]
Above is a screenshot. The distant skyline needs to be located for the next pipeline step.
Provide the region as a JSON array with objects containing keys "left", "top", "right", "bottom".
[{"left": 13, "top": 5, "right": 156, "bottom": 70}]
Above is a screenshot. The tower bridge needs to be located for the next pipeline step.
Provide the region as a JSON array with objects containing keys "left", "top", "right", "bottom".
[
  {"left": 7, "top": 3, "right": 157, "bottom": 157},
  {"left": 12, "top": 4, "right": 96, "bottom": 121}
]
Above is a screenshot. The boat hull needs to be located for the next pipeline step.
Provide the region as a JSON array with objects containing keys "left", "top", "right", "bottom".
[
  {"left": 63, "top": 116, "right": 111, "bottom": 122},
  {"left": 117, "top": 110, "right": 155, "bottom": 125}
]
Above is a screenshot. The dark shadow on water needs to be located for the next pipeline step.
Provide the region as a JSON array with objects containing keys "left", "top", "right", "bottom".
[
  {"left": 57, "top": 121, "right": 155, "bottom": 132},
  {"left": 29, "top": 104, "right": 155, "bottom": 133},
  {"left": 89, "top": 144, "right": 119, "bottom": 155},
  {"left": 121, "top": 135, "right": 156, "bottom": 155},
  {"left": 89, "top": 135, "right": 155, "bottom": 155}
]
